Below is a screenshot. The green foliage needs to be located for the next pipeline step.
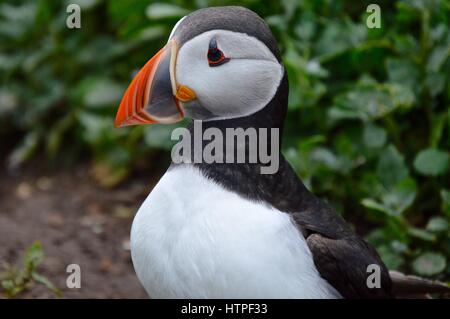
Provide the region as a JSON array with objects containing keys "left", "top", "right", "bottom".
[
  {"left": 414, "top": 148, "right": 449, "bottom": 176},
  {"left": 412, "top": 252, "right": 447, "bottom": 277},
  {"left": 0, "top": 241, "right": 62, "bottom": 298},
  {"left": 0, "top": 0, "right": 449, "bottom": 279}
]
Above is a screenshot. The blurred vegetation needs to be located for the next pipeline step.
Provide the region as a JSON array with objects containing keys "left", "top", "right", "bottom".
[
  {"left": 1, "top": 241, "right": 61, "bottom": 298},
  {"left": 0, "top": 0, "right": 449, "bottom": 280}
]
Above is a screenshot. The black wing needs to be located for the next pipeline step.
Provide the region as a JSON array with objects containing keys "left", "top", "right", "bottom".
[
  {"left": 287, "top": 177, "right": 393, "bottom": 298},
  {"left": 305, "top": 233, "right": 392, "bottom": 298}
]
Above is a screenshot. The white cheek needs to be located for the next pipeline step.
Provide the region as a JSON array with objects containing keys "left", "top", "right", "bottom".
[
  {"left": 180, "top": 60, "right": 282, "bottom": 117},
  {"left": 175, "top": 30, "right": 283, "bottom": 119}
]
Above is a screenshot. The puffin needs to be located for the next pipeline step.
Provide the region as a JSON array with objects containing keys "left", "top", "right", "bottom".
[{"left": 114, "top": 6, "right": 450, "bottom": 299}]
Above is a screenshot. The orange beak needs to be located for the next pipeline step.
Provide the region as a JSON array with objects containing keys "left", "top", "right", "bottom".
[{"left": 114, "top": 40, "right": 196, "bottom": 127}]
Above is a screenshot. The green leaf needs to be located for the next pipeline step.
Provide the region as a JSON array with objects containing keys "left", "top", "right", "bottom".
[
  {"left": 31, "top": 272, "right": 62, "bottom": 298},
  {"left": 377, "top": 145, "right": 408, "bottom": 188},
  {"left": 386, "top": 58, "right": 419, "bottom": 89},
  {"left": 0, "top": 3, "right": 36, "bottom": 37},
  {"left": 135, "top": 25, "right": 167, "bottom": 41},
  {"left": 0, "top": 241, "right": 62, "bottom": 298},
  {"left": 412, "top": 252, "right": 446, "bottom": 276},
  {"left": 329, "top": 87, "right": 392, "bottom": 122},
  {"left": 362, "top": 176, "right": 417, "bottom": 217},
  {"left": 298, "top": 135, "right": 326, "bottom": 153},
  {"left": 381, "top": 177, "right": 417, "bottom": 215},
  {"left": 294, "top": 15, "right": 316, "bottom": 41},
  {"left": 310, "top": 147, "right": 341, "bottom": 171},
  {"left": 82, "top": 79, "right": 124, "bottom": 108},
  {"left": 361, "top": 198, "right": 394, "bottom": 216},
  {"left": 363, "top": 123, "right": 387, "bottom": 148},
  {"left": 441, "top": 189, "right": 450, "bottom": 217},
  {"left": 426, "top": 217, "right": 449, "bottom": 233},
  {"left": 388, "top": 84, "right": 415, "bottom": 107},
  {"left": 144, "top": 123, "right": 180, "bottom": 150},
  {"left": 8, "top": 131, "right": 40, "bottom": 169},
  {"left": 145, "top": 3, "right": 188, "bottom": 19},
  {"left": 315, "top": 20, "right": 366, "bottom": 58},
  {"left": 78, "top": 112, "right": 116, "bottom": 144},
  {"left": 305, "top": 60, "right": 329, "bottom": 78},
  {"left": 413, "top": 148, "right": 449, "bottom": 176},
  {"left": 281, "top": 0, "right": 299, "bottom": 20},
  {"left": 0, "top": 89, "right": 18, "bottom": 115},
  {"left": 266, "top": 15, "right": 288, "bottom": 32},
  {"left": 24, "top": 241, "right": 44, "bottom": 271},
  {"left": 430, "top": 114, "right": 446, "bottom": 147},
  {"left": 328, "top": 83, "right": 414, "bottom": 122},
  {"left": 1, "top": 279, "right": 15, "bottom": 291},
  {"left": 427, "top": 45, "right": 449, "bottom": 73},
  {"left": 46, "top": 115, "right": 73, "bottom": 157},
  {"left": 425, "top": 73, "right": 445, "bottom": 97},
  {"left": 408, "top": 227, "right": 436, "bottom": 242}
]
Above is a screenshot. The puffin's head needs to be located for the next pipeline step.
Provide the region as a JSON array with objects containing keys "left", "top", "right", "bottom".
[{"left": 115, "top": 6, "right": 284, "bottom": 127}]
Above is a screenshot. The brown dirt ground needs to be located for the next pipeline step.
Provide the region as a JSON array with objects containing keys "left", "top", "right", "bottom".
[{"left": 0, "top": 164, "right": 163, "bottom": 299}]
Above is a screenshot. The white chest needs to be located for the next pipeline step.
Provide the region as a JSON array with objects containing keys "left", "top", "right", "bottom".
[{"left": 130, "top": 165, "right": 340, "bottom": 298}]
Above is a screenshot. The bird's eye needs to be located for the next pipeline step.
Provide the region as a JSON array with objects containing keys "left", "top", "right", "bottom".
[{"left": 208, "top": 38, "right": 229, "bottom": 67}]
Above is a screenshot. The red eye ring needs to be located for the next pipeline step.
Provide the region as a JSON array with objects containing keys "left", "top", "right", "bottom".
[
  {"left": 208, "top": 51, "right": 229, "bottom": 66},
  {"left": 208, "top": 38, "right": 230, "bottom": 67}
]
